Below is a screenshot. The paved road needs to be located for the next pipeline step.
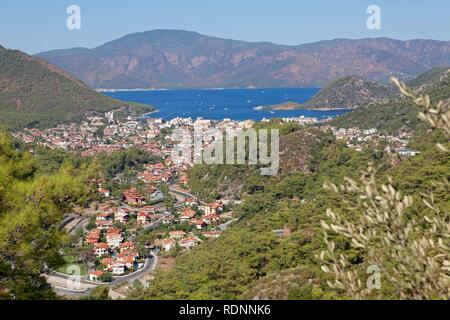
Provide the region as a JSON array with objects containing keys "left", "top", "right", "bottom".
[
  {"left": 168, "top": 186, "right": 206, "bottom": 205},
  {"left": 48, "top": 254, "right": 157, "bottom": 298}
]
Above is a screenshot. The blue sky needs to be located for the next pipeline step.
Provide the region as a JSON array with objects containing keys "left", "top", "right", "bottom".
[{"left": 1, "top": 0, "right": 450, "bottom": 54}]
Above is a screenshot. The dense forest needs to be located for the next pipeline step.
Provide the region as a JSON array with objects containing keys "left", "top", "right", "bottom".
[
  {"left": 0, "top": 129, "right": 98, "bottom": 299},
  {"left": 0, "top": 46, "right": 153, "bottom": 129}
]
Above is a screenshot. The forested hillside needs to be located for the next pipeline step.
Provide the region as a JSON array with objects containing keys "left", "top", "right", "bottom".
[
  {"left": 0, "top": 130, "right": 97, "bottom": 299},
  {"left": 128, "top": 73, "right": 450, "bottom": 300},
  {"left": 129, "top": 131, "right": 448, "bottom": 299},
  {"left": 0, "top": 46, "right": 153, "bottom": 129},
  {"left": 331, "top": 69, "right": 450, "bottom": 133}
]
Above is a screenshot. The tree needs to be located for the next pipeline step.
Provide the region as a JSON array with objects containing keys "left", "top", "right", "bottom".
[
  {"left": 0, "top": 129, "right": 94, "bottom": 299},
  {"left": 319, "top": 78, "right": 450, "bottom": 300}
]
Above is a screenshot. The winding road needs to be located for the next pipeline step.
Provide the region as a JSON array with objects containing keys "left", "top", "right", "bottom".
[{"left": 47, "top": 253, "right": 158, "bottom": 298}]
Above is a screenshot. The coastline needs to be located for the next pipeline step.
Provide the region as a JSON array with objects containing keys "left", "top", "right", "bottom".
[{"left": 96, "top": 86, "right": 319, "bottom": 93}]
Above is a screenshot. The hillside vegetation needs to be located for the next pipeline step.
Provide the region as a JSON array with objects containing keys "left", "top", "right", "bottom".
[
  {"left": 0, "top": 130, "right": 97, "bottom": 299},
  {"left": 331, "top": 69, "right": 450, "bottom": 133},
  {"left": 130, "top": 132, "right": 449, "bottom": 299},
  {"left": 0, "top": 46, "right": 153, "bottom": 129}
]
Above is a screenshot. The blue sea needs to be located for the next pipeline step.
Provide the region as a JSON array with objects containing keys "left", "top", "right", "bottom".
[{"left": 104, "top": 88, "right": 350, "bottom": 121}]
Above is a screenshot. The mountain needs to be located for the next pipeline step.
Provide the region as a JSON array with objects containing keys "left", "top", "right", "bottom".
[
  {"left": 260, "top": 76, "right": 394, "bottom": 110},
  {"left": 331, "top": 68, "right": 450, "bottom": 133},
  {"left": 0, "top": 46, "right": 153, "bottom": 129},
  {"left": 302, "top": 76, "right": 394, "bottom": 109},
  {"left": 36, "top": 30, "right": 450, "bottom": 89}
]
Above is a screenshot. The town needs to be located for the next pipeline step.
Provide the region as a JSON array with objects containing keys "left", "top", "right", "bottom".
[{"left": 13, "top": 111, "right": 421, "bottom": 295}]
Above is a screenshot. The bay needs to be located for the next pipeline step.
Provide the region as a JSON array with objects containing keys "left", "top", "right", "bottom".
[{"left": 103, "top": 88, "right": 351, "bottom": 121}]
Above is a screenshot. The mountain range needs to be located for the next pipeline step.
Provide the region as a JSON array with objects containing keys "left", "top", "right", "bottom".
[
  {"left": 0, "top": 46, "right": 153, "bottom": 129},
  {"left": 36, "top": 29, "right": 450, "bottom": 89}
]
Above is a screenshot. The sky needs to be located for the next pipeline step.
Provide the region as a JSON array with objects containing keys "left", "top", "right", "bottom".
[{"left": 1, "top": 0, "right": 450, "bottom": 54}]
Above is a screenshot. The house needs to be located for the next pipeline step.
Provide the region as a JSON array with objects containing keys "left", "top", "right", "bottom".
[
  {"left": 202, "top": 231, "right": 223, "bottom": 239},
  {"left": 96, "top": 213, "right": 110, "bottom": 222},
  {"left": 117, "top": 253, "right": 137, "bottom": 269},
  {"left": 106, "top": 228, "right": 123, "bottom": 249},
  {"left": 190, "top": 219, "right": 207, "bottom": 230},
  {"left": 202, "top": 214, "right": 220, "bottom": 224},
  {"left": 89, "top": 270, "right": 104, "bottom": 282},
  {"left": 120, "top": 242, "right": 135, "bottom": 252},
  {"left": 179, "top": 237, "right": 201, "bottom": 251},
  {"left": 96, "top": 220, "right": 113, "bottom": 230},
  {"left": 169, "top": 230, "right": 186, "bottom": 239},
  {"left": 210, "top": 202, "right": 224, "bottom": 214},
  {"left": 98, "top": 188, "right": 111, "bottom": 197},
  {"left": 148, "top": 189, "right": 165, "bottom": 203},
  {"left": 185, "top": 198, "right": 198, "bottom": 207},
  {"left": 161, "top": 238, "right": 176, "bottom": 251},
  {"left": 114, "top": 208, "right": 130, "bottom": 223},
  {"left": 86, "top": 229, "right": 101, "bottom": 244},
  {"left": 112, "top": 263, "right": 125, "bottom": 275},
  {"left": 179, "top": 208, "right": 196, "bottom": 223},
  {"left": 397, "top": 148, "right": 421, "bottom": 157},
  {"left": 137, "top": 211, "right": 149, "bottom": 225},
  {"left": 93, "top": 243, "right": 109, "bottom": 257},
  {"left": 199, "top": 202, "right": 224, "bottom": 215},
  {"left": 123, "top": 188, "right": 146, "bottom": 205},
  {"left": 180, "top": 175, "right": 189, "bottom": 185},
  {"left": 162, "top": 214, "right": 174, "bottom": 225},
  {"left": 101, "top": 258, "right": 115, "bottom": 271}
]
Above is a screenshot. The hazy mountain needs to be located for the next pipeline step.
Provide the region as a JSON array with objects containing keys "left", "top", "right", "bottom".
[
  {"left": 0, "top": 46, "right": 153, "bottom": 129},
  {"left": 36, "top": 30, "right": 450, "bottom": 89}
]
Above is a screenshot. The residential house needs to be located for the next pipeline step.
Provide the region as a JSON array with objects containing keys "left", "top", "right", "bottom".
[
  {"left": 202, "top": 231, "right": 223, "bottom": 239},
  {"left": 397, "top": 148, "right": 421, "bottom": 157},
  {"left": 185, "top": 198, "right": 198, "bottom": 207},
  {"left": 96, "top": 220, "right": 113, "bottom": 230},
  {"left": 114, "top": 208, "right": 130, "bottom": 223},
  {"left": 190, "top": 219, "right": 207, "bottom": 230},
  {"left": 169, "top": 230, "right": 186, "bottom": 239},
  {"left": 106, "top": 228, "right": 123, "bottom": 249},
  {"left": 93, "top": 243, "right": 109, "bottom": 257},
  {"left": 137, "top": 211, "right": 149, "bottom": 225},
  {"left": 179, "top": 208, "right": 196, "bottom": 223},
  {"left": 202, "top": 214, "right": 220, "bottom": 225},
  {"left": 112, "top": 263, "right": 125, "bottom": 275},
  {"left": 96, "top": 213, "right": 110, "bottom": 222},
  {"left": 179, "top": 237, "right": 201, "bottom": 251},
  {"left": 86, "top": 229, "right": 101, "bottom": 244},
  {"left": 161, "top": 238, "right": 176, "bottom": 251},
  {"left": 123, "top": 188, "right": 146, "bottom": 205},
  {"left": 98, "top": 188, "right": 111, "bottom": 197},
  {"left": 120, "top": 242, "right": 135, "bottom": 252},
  {"left": 101, "top": 258, "right": 115, "bottom": 271},
  {"left": 89, "top": 270, "right": 104, "bottom": 282}
]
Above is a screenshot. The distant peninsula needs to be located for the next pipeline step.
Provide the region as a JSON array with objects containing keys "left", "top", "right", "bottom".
[{"left": 258, "top": 76, "right": 394, "bottom": 111}]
